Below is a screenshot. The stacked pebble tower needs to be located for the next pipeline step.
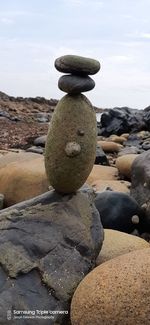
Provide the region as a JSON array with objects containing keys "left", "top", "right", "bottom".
[{"left": 45, "top": 54, "right": 100, "bottom": 193}]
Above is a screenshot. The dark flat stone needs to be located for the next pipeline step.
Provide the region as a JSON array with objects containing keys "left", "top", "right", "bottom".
[
  {"left": 58, "top": 75, "right": 95, "bottom": 94},
  {"left": 55, "top": 55, "right": 100, "bottom": 75},
  {"left": 0, "top": 189, "right": 103, "bottom": 324}
]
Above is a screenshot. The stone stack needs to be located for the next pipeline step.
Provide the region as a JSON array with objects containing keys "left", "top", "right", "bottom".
[
  {"left": 55, "top": 54, "right": 100, "bottom": 95},
  {"left": 45, "top": 54, "right": 101, "bottom": 193}
]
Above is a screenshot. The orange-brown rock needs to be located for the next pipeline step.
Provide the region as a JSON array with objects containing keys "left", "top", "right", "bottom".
[
  {"left": 97, "top": 141, "right": 123, "bottom": 152},
  {"left": 109, "top": 135, "right": 126, "bottom": 144},
  {"left": 91, "top": 179, "right": 131, "bottom": 193},
  {"left": 71, "top": 248, "right": 150, "bottom": 325},
  {"left": 116, "top": 154, "right": 138, "bottom": 179},
  {"left": 96, "top": 229, "right": 149, "bottom": 265},
  {"left": 86, "top": 165, "right": 118, "bottom": 185},
  {"left": 0, "top": 155, "right": 48, "bottom": 206},
  {"left": 121, "top": 133, "right": 129, "bottom": 139}
]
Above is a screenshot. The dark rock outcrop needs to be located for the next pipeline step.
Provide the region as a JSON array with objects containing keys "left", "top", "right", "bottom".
[{"left": 98, "top": 107, "right": 146, "bottom": 136}]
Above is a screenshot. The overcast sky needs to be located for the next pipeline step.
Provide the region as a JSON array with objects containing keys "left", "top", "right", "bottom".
[{"left": 0, "top": 0, "right": 150, "bottom": 108}]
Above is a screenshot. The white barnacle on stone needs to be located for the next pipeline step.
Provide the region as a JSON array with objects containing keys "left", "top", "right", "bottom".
[
  {"left": 131, "top": 215, "right": 139, "bottom": 224},
  {"left": 141, "top": 203, "right": 147, "bottom": 210},
  {"left": 65, "top": 142, "right": 81, "bottom": 157}
]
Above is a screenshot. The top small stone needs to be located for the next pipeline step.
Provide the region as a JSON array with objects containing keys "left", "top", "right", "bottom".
[{"left": 55, "top": 55, "right": 100, "bottom": 75}]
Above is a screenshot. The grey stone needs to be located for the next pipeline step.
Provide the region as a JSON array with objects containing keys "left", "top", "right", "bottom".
[
  {"left": 35, "top": 112, "right": 51, "bottom": 123},
  {"left": 131, "top": 150, "right": 150, "bottom": 231},
  {"left": 26, "top": 146, "right": 44, "bottom": 154},
  {"left": 34, "top": 135, "right": 47, "bottom": 147},
  {"left": 55, "top": 55, "right": 100, "bottom": 75},
  {"left": 95, "top": 145, "right": 109, "bottom": 165},
  {"left": 142, "top": 141, "right": 150, "bottom": 150},
  {"left": 118, "top": 146, "right": 143, "bottom": 157},
  {"left": 0, "top": 190, "right": 103, "bottom": 324},
  {"left": 58, "top": 75, "right": 95, "bottom": 94},
  {"left": 0, "top": 194, "right": 4, "bottom": 209}
]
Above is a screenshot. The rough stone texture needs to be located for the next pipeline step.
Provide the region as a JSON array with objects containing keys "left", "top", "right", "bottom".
[
  {"left": 71, "top": 248, "right": 150, "bottom": 325},
  {"left": 0, "top": 190, "right": 103, "bottom": 324},
  {"left": 118, "top": 146, "right": 142, "bottom": 156},
  {"left": 116, "top": 154, "right": 138, "bottom": 179},
  {"left": 55, "top": 55, "right": 100, "bottom": 75},
  {"left": 58, "top": 75, "right": 95, "bottom": 94},
  {"left": 96, "top": 229, "right": 149, "bottom": 265},
  {"left": 45, "top": 94, "right": 97, "bottom": 193},
  {"left": 98, "top": 107, "right": 145, "bottom": 136},
  {"left": 86, "top": 165, "right": 118, "bottom": 185},
  {"left": 131, "top": 150, "right": 150, "bottom": 229},
  {"left": 97, "top": 140, "right": 123, "bottom": 152},
  {"left": 0, "top": 193, "right": 4, "bottom": 209},
  {"left": 91, "top": 180, "right": 131, "bottom": 193},
  {"left": 142, "top": 141, "right": 150, "bottom": 150},
  {"left": 94, "top": 191, "right": 144, "bottom": 233},
  {"left": 123, "top": 134, "right": 142, "bottom": 148},
  {"left": 0, "top": 156, "right": 48, "bottom": 207}
]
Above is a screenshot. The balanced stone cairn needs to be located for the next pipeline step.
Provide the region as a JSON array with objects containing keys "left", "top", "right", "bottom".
[{"left": 45, "top": 54, "right": 100, "bottom": 193}]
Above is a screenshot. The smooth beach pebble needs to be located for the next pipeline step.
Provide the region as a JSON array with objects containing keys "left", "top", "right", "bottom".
[
  {"left": 71, "top": 248, "right": 150, "bottom": 325},
  {"left": 58, "top": 74, "right": 95, "bottom": 94},
  {"left": 55, "top": 55, "right": 100, "bottom": 75},
  {"left": 96, "top": 229, "right": 149, "bottom": 265}
]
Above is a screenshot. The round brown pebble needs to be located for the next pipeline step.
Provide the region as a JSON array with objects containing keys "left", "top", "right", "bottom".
[{"left": 71, "top": 248, "right": 150, "bottom": 325}]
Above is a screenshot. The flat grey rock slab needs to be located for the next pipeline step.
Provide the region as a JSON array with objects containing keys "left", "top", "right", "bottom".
[{"left": 0, "top": 190, "right": 103, "bottom": 324}]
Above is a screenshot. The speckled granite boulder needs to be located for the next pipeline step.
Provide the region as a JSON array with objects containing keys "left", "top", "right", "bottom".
[
  {"left": 71, "top": 248, "right": 150, "bottom": 325},
  {"left": 96, "top": 229, "right": 149, "bottom": 265}
]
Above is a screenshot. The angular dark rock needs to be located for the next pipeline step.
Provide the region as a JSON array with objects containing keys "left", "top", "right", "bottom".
[
  {"left": 99, "top": 107, "right": 146, "bottom": 136},
  {"left": 95, "top": 145, "right": 109, "bottom": 165},
  {"left": 0, "top": 190, "right": 103, "bottom": 324}
]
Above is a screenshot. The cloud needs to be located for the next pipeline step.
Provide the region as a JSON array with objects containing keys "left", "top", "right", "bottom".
[
  {"left": 0, "top": 17, "right": 14, "bottom": 25},
  {"left": 106, "top": 55, "right": 133, "bottom": 63},
  {"left": 63, "top": 0, "right": 103, "bottom": 7},
  {"left": 140, "top": 33, "right": 150, "bottom": 39}
]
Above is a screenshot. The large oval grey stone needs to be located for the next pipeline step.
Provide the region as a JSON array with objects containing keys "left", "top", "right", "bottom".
[
  {"left": 55, "top": 55, "right": 100, "bottom": 75},
  {"left": 58, "top": 75, "right": 95, "bottom": 94}
]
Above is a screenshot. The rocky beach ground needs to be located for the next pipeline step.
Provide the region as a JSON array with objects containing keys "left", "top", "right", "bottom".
[{"left": 0, "top": 89, "right": 150, "bottom": 324}]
